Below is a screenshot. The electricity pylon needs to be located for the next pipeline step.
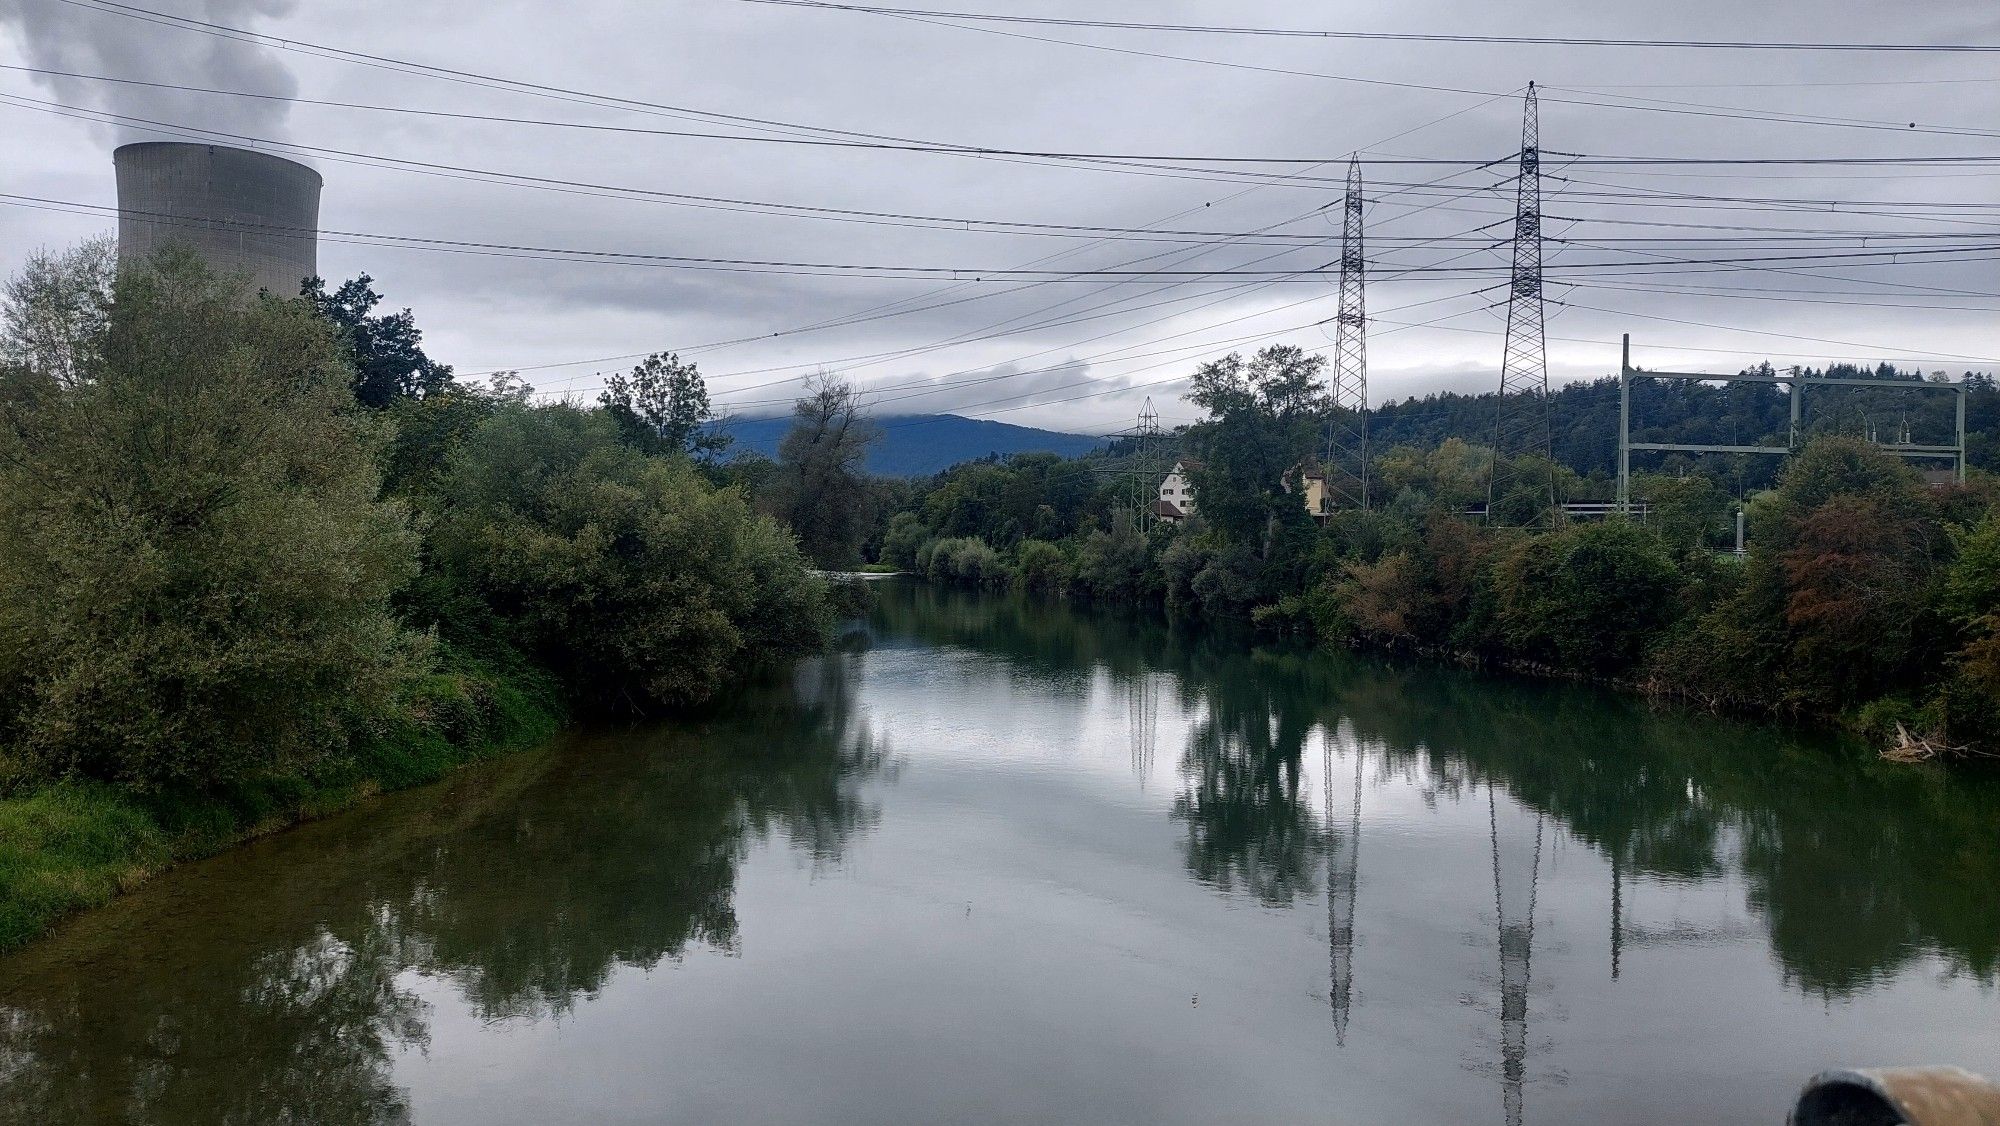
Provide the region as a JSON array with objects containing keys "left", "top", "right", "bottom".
[
  {"left": 1106, "top": 398, "right": 1163, "bottom": 534},
  {"left": 1324, "top": 156, "right": 1369, "bottom": 512},
  {"left": 1487, "top": 83, "right": 1556, "bottom": 523}
]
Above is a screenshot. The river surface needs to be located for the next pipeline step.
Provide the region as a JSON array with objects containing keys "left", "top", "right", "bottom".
[{"left": 4, "top": 581, "right": 1999, "bottom": 1124}]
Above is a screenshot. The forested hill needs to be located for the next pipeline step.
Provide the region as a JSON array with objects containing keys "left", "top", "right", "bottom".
[
  {"left": 726, "top": 413, "right": 1105, "bottom": 477},
  {"left": 1366, "top": 364, "right": 1999, "bottom": 485}
]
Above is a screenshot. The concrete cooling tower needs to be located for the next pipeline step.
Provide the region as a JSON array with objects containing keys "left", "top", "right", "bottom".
[{"left": 113, "top": 142, "right": 322, "bottom": 297}]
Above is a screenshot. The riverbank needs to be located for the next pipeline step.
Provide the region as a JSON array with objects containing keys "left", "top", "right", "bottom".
[
  {"left": 0, "top": 653, "right": 563, "bottom": 954},
  {"left": 901, "top": 568, "right": 1986, "bottom": 763}
]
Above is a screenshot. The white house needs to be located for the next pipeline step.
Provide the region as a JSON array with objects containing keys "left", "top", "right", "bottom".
[{"left": 1157, "top": 458, "right": 1201, "bottom": 523}]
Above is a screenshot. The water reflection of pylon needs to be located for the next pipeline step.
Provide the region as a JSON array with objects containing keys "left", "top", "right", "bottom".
[
  {"left": 1128, "top": 674, "right": 1158, "bottom": 783},
  {"left": 1324, "top": 730, "right": 1361, "bottom": 1045},
  {"left": 1489, "top": 785, "right": 1543, "bottom": 1126}
]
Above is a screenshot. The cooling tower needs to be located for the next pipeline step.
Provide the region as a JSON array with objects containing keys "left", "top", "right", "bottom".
[{"left": 113, "top": 142, "right": 322, "bottom": 298}]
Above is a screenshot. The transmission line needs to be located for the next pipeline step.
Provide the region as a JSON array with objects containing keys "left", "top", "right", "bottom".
[{"left": 738, "top": 1, "right": 2000, "bottom": 53}]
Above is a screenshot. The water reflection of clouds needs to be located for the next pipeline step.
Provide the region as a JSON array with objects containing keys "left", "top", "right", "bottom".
[{"left": 6, "top": 584, "right": 1999, "bottom": 1124}]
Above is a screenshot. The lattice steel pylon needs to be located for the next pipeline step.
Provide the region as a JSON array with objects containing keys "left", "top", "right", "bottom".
[
  {"left": 1324, "top": 155, "right": 1369, "bottom": 512},
  {"left": 1487, "top": 83, "right": 1557, "bottom": 523},
  {"left": 1104, "top": 398, "right": 1164, "bottom": 534}
]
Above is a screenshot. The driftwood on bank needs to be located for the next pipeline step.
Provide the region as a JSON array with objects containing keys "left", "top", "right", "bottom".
[{"left": 1882, "top": 722, "right": 1998, "bottom": 765}]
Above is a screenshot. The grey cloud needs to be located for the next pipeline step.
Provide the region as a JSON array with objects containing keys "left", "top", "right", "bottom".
[
  {"left": 1, "top": 0, "right": 1995, "bottom": 435},
  {"left": 0, "top": 0, "right": 298, "bottom": 140}
]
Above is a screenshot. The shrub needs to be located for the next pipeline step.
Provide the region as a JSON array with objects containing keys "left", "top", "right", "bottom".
[
  {"left": 1072, "top": 516, "right": 1153, "bottom": 603},
  {"left": 880, "top": 511, "right": 928, "bottom": 571},
  {"left": 0, "top": 250, "right": 424, "bottom": 789},
  {"left": 925, "top": 536, "right": 1010, "bottom": 586},
  {"left": 422, "top": 403, "right": 829, "bottom": 711},
  {"left": 1491, "top": 521, "right": 1684, "bottom": 674},
  {"left": 1014, "top": 539, "right": 1069, "bottom": 595}
]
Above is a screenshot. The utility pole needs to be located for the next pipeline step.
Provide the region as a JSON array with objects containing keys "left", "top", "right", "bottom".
[
  {"left": 1617, "top": 333, "right": 1630, "bottom": 515},
  {"left": 1325, "top": 155, "right": 1370, "bottom": 513},
  {"left": 1488, "top": 83, "right": 1556, "bottom": 524}
]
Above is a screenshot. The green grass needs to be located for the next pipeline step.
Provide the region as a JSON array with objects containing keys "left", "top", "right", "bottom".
[{"left": 0, "top": 650, "right": 563, "bottom": 954}]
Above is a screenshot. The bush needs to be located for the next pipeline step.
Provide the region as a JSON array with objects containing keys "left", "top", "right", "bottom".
[
  {"left": 422, "top": 403, "right": 829, "bottom": 711},
  {"left": 880, "top": 511, "right": 928, "bottom": 571},
  {"left": 1072, "top": 516, "right": 1153, "bottom": 603},
  {"left": 0, "top": 250, "right": 424, "bottom": 789},
  {"left": 1491, "top": 521, "right": 1684, "bottom": 674},
  {"left": 1014, "top": 539, "right": 1069, "bottom": 595},
  {"left": 925, "top": 536, "right": 1011, "bottom": 586}
]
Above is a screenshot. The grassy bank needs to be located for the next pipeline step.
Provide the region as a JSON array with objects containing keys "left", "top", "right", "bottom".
[{"left": 0, "top": 652, "right": 563, "bottom": 954}]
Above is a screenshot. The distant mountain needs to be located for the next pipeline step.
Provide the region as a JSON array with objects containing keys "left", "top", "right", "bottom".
[{"left": 723, "top": 413, "right": 1105, "bottom": 477}]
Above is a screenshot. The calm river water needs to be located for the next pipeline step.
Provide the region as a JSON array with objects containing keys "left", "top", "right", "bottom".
[{"left": 4, "top": 581, "right": 1999, "bottom": 1124}]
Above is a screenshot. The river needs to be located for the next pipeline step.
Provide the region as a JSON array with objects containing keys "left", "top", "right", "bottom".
[{"left": 3, "top": 580, "right": 1998, "bottom": 1124}]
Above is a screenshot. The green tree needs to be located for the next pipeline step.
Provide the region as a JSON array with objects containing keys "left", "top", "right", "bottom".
[
  {"left": 880, "top": 511, "right": 929, "bottom": 571},
  {"left": 1014, "top": 539, "right": 1069, "bottom": 594},
  {"left": 1072, "top": 512, "right": 1154, "bottom": 603},
  {"left": 424, "top": 403, "right": 827, "bottom": 711},
  {"left": 0, "top": 249, "right": 423, "bottom": 787},
  {"left": 300, "top": 274, "right": 454, "bottom": 408},
  {"left": 1493, "top": 521, "right": 1684, "bottom": 673},
  {"left": 1185, "top": 345, "right": 1331, "bottom": 553},
  {"left": 0, "top": 238, "right": 114, "bottom": 389},
  {"left": 1640, "top": 472, "right": 1732, "bottom": 556},
  {"left": 775, "top": 374, "right": 880, "bottom": 568},
  {"left": 598, "top": 351, "right": 729, "bottom": 462}
]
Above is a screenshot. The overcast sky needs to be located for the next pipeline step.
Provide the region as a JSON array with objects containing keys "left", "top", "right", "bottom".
[{"left": 3, "top": 0, "right": 1995, "bottom": 431}]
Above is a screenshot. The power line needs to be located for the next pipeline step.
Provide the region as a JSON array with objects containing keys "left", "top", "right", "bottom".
[
  {"left": 21, "top": 190, "right": 1995, "bottom": 289},
  {"left": 737, "top": 1, "right": 2000, "bottom": 53},
  {"left": 9, "top": 63, "right": 1996, "bottom": 169},
  {"left": 1554, "top": 299, "right": 2000, "bottom": 363},
  {"left": 488, "top": 95, "right": 1526, "bottom": 391},
  {"left": 739, "top": 0, "right": 2000, "bottom": 137},
  {"left": 58, "top": 0, "right": 2000, "bottom": 148}
]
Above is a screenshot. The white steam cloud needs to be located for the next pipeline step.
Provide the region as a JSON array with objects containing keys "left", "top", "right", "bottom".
[{"left": 0, "top": 0, "right": 300, "bottom": 141}]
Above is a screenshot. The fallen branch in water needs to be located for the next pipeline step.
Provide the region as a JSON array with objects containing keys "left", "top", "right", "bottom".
[{"left": 1882, "top": 722, "right": 1998, "bottom": 764}]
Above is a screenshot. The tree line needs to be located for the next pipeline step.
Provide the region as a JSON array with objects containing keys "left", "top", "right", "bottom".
[
  {"left": 877, "top": 345, "right": 2000, "bottom": 756},
  {"left": 0, "top": 242, "right": 881, "bottom": 802}
]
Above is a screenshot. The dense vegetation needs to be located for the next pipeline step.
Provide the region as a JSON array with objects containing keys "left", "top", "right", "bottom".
[
  {"left": 879, "top": 345, "right": 2000, "bottom": 756},
  {"left": 0, "top": 245, "right": 840, "bottom": 948}
]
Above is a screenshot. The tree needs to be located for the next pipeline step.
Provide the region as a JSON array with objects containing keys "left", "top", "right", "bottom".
[
  {"left": 1640, "top": 472, "right": 1732, "bottom": 556},
  {"left": 1779, "top": 495, "right": 1935, "bottom": 703},
  {"left": 598, "top": 351, "right": 729, "bottom": 462},
  {"left": 0, "top": 248, "right": 423, "bottom": 788},
  {"left": 880, "top": 511, "right": 928, "bottom": 571},
  {"left": 1071, "top": 511, "right": 1153, "bottom": 603},
  {"left": 775, "top": 374, "right": 880, "bottom": 568},
  {"left": 0, "top": 238, "right": 114, "bottom": 389},
  {"left": 300, "top": 274, "right": 453, "bottom": 408},
  {"left": 1493, "top": 521, "right": 1684, "bottom": 673},
  {"left": 1184, "top": 346, "right": 1331, "bottom": 553},
  {"left": 423, "top": 403, "right": 828, "bottom": 711}
]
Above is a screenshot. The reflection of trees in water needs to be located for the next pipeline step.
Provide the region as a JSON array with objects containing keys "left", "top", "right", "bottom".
[
  {"left": 1169, "top": 647, "right": 1361, "bottom": 908},
  {"left": 1331, "top": 662, "right": 2000, "bottom": 995},
  {"left": 879, "top": 586, "right": 1334, "bottom": 906},
  {"left": 0, "top": 922, "right": 428, "bottom": 1125},
  {"left": 879, "top": 582, "right": 2000, "bottom": 994},
  {"left": 0, "top": 653, "right": 886, "bottom": 1124}
]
